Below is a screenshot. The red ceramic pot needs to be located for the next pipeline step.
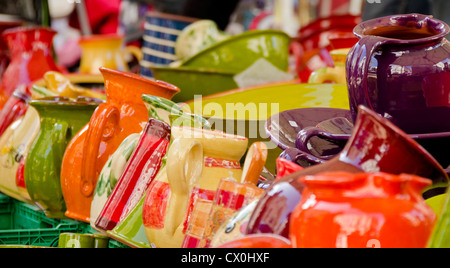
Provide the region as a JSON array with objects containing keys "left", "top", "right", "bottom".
[
  {"left": 290, "top": 172, "right": 436, "bottom": 248},
  {"left": 1, "top": 27, "right": 60, "bottom": 106}
]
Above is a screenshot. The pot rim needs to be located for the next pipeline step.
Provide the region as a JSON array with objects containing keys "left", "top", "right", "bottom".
[{"left": 354, "top": 13, "right": 450, "bottom": 44}]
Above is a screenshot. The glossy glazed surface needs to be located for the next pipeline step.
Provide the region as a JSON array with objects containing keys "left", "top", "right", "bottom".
[
  {"left": 0, "top": 106, "right": 39, "bottom": 203},
  {"left": 246, "top": 105, "right": 449, "bottom": 239},
  {"left": 290, "top": 172, "right": 436, "bottom": 248},
  {"left": 1, "top": 27, "right": 60, "bottom": 101},
  {"left": 60, "top": 67, "right": 179, "bottom": 223},
  {"left": 346, "top": 13, "right": 450, "bottom": 134},
  {"left": 25, "top": 98, "right": 101, "bottom": 218},
  {"left": 95, "top": 119, "right": 171, "bottom": 231},
  {"left": 181, "top": 29, "right": 290, "bottom": 73}
]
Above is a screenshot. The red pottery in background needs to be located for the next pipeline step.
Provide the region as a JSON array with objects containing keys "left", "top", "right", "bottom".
[
  {"left": 0, "top": 27, "right": 60, "bottom": 109},
  {"left": 290, "top": 172, "right": 436, "bottom": 248}
]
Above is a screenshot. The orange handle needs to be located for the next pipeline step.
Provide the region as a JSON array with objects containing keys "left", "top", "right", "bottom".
[{"left": 80, "top": 104, "right": 120, "bottom": 197}]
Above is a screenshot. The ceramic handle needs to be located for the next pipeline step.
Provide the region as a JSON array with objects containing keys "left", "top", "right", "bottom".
[
  {"left": 81, "top": 104, "right": 120, "bottom": 197},
  {"left": 280, "top": 147, "right": 326, "bottom": 166},
  {"left": 295, "top": 126, "right": 350, "bottom": 161},
  {"left": 308, "top": 68, "right": 344, "bottom": 84},
  {"left": 125, "top": 45, "right": 143, "bottom": 62},
  {"left": 165, "top": 138, "right": 203, "bottom": 234},
  {"left": 346, "top": 36, "right": 388, "bottom": 119},
  {"left": 241, "top": 142, "right": 268, "bottom": 185}
]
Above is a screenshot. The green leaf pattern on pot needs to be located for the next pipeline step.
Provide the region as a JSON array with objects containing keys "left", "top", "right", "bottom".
[{"left": 90, "top": 132, "right": 140, "bottom": 226}]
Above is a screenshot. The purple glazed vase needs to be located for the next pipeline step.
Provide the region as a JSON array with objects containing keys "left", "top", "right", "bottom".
[{"left": 346, "top": 13, "right": 450, "bottom": 134}]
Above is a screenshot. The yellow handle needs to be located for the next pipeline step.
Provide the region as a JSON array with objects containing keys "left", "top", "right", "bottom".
[
  {"left": 125, "top": 45, "right": 143, "bottom": 62},
  {"left": 165, "top": 138, "right": 203, "bottom": 234},
  {"left": 308, "top": 67, "right": 347, "bottom": 84}
]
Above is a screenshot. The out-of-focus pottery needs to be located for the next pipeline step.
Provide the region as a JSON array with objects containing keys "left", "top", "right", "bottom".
[
  {"left": 308, "top": 48, "right": 349, "bottom": 84},
  {"left": 428, "top": 183, "right": 450, "bottom": 248},
  {"left": 346, "top": 13, "right": 450, "bottom": 134},
  {"left": 0, "top": 106, "right": 39, "bottom": 203},
  {"left": 175, "top": 20, "right": 229, "bottom": 61},
  {"left": 0, "top": 90, "right": 31, "bottom": 137},
  {"left": 0, "top": 21, "right": 23, "bottom": 81},
  {"left": 32, "top": 71, "right": 106, "bottom": 100},
  {"left": 58, "top": 232, "right": 109, "bottom": 248},
  {"left": 0, "top": 27, "right": 60, "bottom": 107},
  {"left": 246, "top": 105, "right": 449, "bottom": 239},
  {"left": 140, "top": 11, "right": 197, "bottom": 79},
  {"left": 143, "top": 127, "right": 248, "bottom": 248},
  {"left": 181, "top": 29, "right": 290, "bottom": 73},
  {"left": 95, "top": 119, "right": 171, "bottom": 232},
  {"left": 290, "top": 172, "right": 436, "bottom": 248},
  {"left": 294, "top": 14, "right": 360, "bottom": 82},
  {"left": 216, "top": 233, "right": 291, "bottom": 248},
  {"left": 25, "top": 97, "right": 101, "bottom": 218},
  {"left": 60, "top": 67, "right": 179, "bottom": 223},
  {"left": 146, "top": 65, "right": 237, "bottom": 103},
  {"left": 79, "top": 34, "right": 142, "bottom": 74},
  {"left": 187, "top": 82, "right": 350, "bottom": 172}
]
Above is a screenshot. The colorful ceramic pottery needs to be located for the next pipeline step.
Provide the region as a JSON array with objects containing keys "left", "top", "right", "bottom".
[
  {"left": 143, "top": 127, "right": 248, "bottom": 248},
  {"left": 246, "top": 105, "right": 449, "bottom": 239},
  {"left": 25, "top": 97, "right": 102, "bottom": 218},
  {"left": 216, "top": 233, "right": 291, "bottom": 248},
  {"left": 187, "top": 82, "right": 350, "bottom": 172},
  {"left": 290, "top": 172, "right": 436, "bottom": 248},
  {"left": 346, "top": 13, "right": 450, "bottom": 134},
  {"left": 308, "top": 48, "right": 349, "bottom": 84},
  {"left": 60, "top": 67, "right": 179, "bottom": 223},
  {"left": 79, "top": 34, "right": 142, "bottom": 74},
  {"left": 199, "top": 142, "right": 267, "bottom": 247},
  {"left": 58, "top": 233, "right": 109, "bottom": 248},
  {"left": 0, "top": 90, "right": 31, "bottom": 137},
  {"left": 181, "top": 29, "right": 290, "bottom": 73},
  {"left": 0, "top": 106, "right": 40, "bottom": 203},
  {"left": 89, "top": 133, "right": 140, "bottom": 230},
  {"left": 0, "top": 27, "right": 60, "bottom": 105},
  {"left": 95, "top": 119, "right": 171, "bottom": 231},
  {"left": 175, "top": 20, "right": 230, "bottom": 61},
  {"left": 0, "top": 21, "right": 23, "bottom": 81},
  {"left": 140, "top": 11, "right": 197, "bottom": 79}
]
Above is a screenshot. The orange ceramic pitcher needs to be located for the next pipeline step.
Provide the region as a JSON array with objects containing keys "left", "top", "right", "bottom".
[{"left": 60, "top": 67, "right": 179, "bottom": 223}]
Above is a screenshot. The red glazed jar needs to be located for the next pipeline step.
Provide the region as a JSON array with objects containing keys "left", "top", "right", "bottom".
[
  {"left": 290, "top": 172, "right": 436, "bottom": 248},
  {"left": 1, "top": 27, "right": 60, "bottom": 105},
  {"left": 0, "top": 89, "right": 30, "bottom": 137}
]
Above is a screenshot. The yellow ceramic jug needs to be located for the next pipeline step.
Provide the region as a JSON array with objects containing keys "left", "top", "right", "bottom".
[
  {"left": 143, "top": 126, "right": 248, "bottom": 248},
  {"left": 0, "top": 107, "right": 40, "bottom": 203},
  {"left": 79, "top": 34, "right": 142, "bottom": 74}
]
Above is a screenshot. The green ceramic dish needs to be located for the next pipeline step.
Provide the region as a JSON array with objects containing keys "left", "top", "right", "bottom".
[
  {"left": 148, "top": 65, "right": 238, "bottom": 103},
  {"left": 180, "top": 29, "right": 291, "bottom": 73}
]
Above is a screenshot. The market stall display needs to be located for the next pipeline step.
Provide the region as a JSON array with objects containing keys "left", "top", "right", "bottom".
[{"left": 0, "top": 1, "right": 449, "bottom": 250}]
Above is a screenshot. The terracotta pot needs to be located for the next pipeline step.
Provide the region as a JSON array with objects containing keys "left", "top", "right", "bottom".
[
  {"left": 246, "top": 105, "right": 448, "bottom": 239},
  {"left": 0, "top": 27, "right": 60, "bottom": 107},
  {"left": 60, "top": 67, "right": 179, "bottom": 223},
  {"left": 290, "top": 172, "right": 436, "bottom": 248},
  {"left": 346, "top": 13, "right": 450, "bottom": 134},
  {"left": 25, "top": 97, "right": 101, "bottom": 218}
]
